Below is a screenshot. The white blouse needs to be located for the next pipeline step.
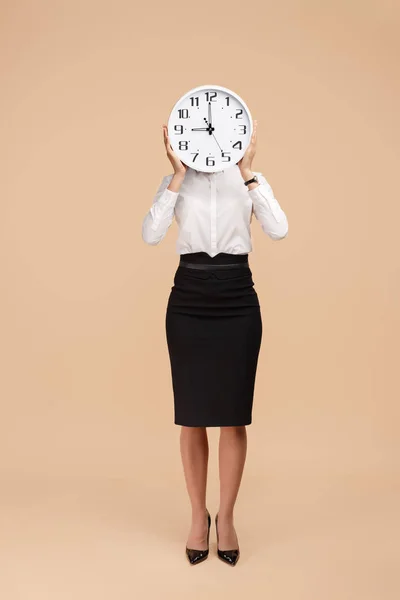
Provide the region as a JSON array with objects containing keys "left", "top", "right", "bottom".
[{"left": 141, "top": 164, "right": 288, "bottom": 257}]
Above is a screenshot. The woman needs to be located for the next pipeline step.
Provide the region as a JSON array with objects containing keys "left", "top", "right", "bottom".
[{"left": 142, "top": 121, "right": 288, "bottom": 566}]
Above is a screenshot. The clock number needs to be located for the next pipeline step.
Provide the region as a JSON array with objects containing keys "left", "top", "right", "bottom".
[
  {"left": 222, "top": 152, "right": 231, "bottom": 162},
  {"left": 190, "top": 96, "right": 199, "bottom": 106},
  {"left": 205, "top": 91, "right": 217, "bottom": 102},
  {"left": 232, "top": 141, "right": 242, "bottom": 150},
  {"left": 235, "top": 109, "right": 243, "bottom": 118},
  {"left": 225, "top": 96, "right": 230, "bottom": 106},
  {"left": 174, "top": 125, "right": 183, "bottom": 134},
  {"left": 178, "top": 109, "right": 189, "bottom": 118},
  {"left": 191, "top": 152, "right": 199, "bottom": 162},
  {"left": 238, "top": 125, "right": 247, "bottom": 134},
  {"left": 179, "top": 141, "right": 189, "bottom": 150},
  {"left": 206, "top": 156, "right": 215, "bottom": 166}
]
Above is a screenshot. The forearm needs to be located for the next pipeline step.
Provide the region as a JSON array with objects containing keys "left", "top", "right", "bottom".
[
  {"left": 239, "top": 167, "right": 260, "bottom": 191},
  {"left": 243, "top": 169, "right": 289, "bottom": 240},
  {"left": 167, "top": 171, "right": 186, "bottom": 192},
  {"left": 142, "top": 174, "right": 180, "bottom": 245}
]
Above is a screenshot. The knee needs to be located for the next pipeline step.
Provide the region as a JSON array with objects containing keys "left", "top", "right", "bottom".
[
  {"left": 181, "top": 425, "right": 207, "bottom": 437},
  {"left": 220, "top": 425, "right": 246, "bottom": 436}
]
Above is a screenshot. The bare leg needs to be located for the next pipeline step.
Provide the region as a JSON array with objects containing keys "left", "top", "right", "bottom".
[
  {"left": 180, "top": 425, "right": 209, "bottom": 550},
  {"left": 217, "top": 425, "right": 247, "bottom": 548}
]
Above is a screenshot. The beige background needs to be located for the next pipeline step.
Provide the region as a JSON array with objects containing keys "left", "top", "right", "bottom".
[{"left": 1, "top": 0, "right": 399, "bottom": 598}]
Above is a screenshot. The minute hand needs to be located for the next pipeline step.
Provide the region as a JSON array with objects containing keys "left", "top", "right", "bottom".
[
  {"left": 212, "top": 133, "right": 223, "bottom": 152},
  {"left": 208, "top": 102, "right": 215, "bottom": 135},
  {"left": 204, "top": 118, "right": 223, "bottom": 152}
]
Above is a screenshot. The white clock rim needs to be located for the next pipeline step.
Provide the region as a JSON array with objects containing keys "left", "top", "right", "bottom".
[{"left": 167, "top": 84, "right": 253, "bottom": 174}]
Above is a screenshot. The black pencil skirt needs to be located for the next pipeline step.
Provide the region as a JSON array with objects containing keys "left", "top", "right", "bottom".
[{"left": 165, "top": 252, "right": 262, "bottom": 427}]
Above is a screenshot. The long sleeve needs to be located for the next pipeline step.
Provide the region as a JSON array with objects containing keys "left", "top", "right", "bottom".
[
  {"left": 142, "top": 174, "right": 179, "bottom": 245},
  {"left": 248, "top": 172, "right": 288, "bottom": 240}
]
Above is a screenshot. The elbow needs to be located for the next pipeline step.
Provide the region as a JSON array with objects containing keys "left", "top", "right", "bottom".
[
  {"left": 142, "top": 215, "right": 164, "bottom": 245},
  {"left": 142, "top": 227, "right": 164, "bottom": 245},
  {"left": 272, "top": 225, "right": 288, "bottom": 240},
  {"left": 142, "top": 235, "right": 161, "bottom": 246},
  {"left": 267, "top": 220, "right": 289, "bottom": 241},
  {"left": 141, "top": 224, "right": 160, "bottom": 245}
]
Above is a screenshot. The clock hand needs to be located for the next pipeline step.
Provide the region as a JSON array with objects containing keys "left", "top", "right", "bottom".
[
  {"left": 192, "top": 117, "right": 215, "bottom": 132},
  {"left": 208, "top": 102, "right": 212, "bottom": 134},
  {"left": 212, "top": 133, "right": 223, "bottom": 152},
  {"left": 204, "top": 118, "right": 223, "bottom": 152}
]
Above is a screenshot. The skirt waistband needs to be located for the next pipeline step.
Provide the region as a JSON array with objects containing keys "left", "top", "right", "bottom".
[
  {"left": 179, "top": 252, "right": 249, "bottom": 270},
  {"left": 179, "top": 261, "right": 249, "bottom": 270},
  {"left": 179, "top": 252, "right": 249, "bottom": 268}
]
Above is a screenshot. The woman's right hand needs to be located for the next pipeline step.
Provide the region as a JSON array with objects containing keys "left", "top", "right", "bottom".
[{"left": 162, "top": 124, "right": 188, "bottom": 176}]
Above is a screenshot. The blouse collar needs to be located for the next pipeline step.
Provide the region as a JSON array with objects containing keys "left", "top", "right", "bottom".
[{"left": 191, "top": 167, "right": 226, "bottom": 177}]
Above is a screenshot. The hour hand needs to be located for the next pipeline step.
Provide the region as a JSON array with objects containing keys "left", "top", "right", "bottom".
[{"left": 191, "top": 127, "right": 209, "bottom": 131}]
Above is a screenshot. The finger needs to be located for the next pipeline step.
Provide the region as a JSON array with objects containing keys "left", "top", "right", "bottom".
[
  {"left": 252, "top": 120, "right": 258, "bottom": 143},
  {"left": 162, "top": 125, "right": 177, "bottom": 155},
  {"left": 164, "top": 131, "right": 171, "bottom": 150}
]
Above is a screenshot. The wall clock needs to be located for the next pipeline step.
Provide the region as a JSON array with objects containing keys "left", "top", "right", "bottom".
[{"left": 167, "top": 84, "right": 253, "bottom": 173}]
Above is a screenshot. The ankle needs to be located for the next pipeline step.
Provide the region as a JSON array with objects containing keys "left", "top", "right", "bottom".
[
  {"left": 191, "top": 507, "right": 208, "bottom": 522},
  {"left": 217, "top": 510, "right": 234, "bottom": 524}
]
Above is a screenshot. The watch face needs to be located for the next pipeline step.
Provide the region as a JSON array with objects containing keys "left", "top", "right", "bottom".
[{"left": 167, "top": 85, "right": 253, "bottom": 173}]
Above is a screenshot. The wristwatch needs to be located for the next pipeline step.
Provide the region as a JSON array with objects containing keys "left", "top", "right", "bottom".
[{"left": 244, "top": 174, "right": 259, "bottom": 186}]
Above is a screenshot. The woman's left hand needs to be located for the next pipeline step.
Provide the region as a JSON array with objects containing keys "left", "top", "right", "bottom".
[{"left": 237, "top": 119, "right": 257, "bottom": 175}]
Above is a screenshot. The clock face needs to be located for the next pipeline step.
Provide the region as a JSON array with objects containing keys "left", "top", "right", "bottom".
[{"left": 167, "top": 85, "right": 253, "bottom": 173}]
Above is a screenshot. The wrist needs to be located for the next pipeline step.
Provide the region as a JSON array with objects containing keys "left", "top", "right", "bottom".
[
  {"left": 168, "top": 171, "right": 186, "bottom": 193},
  {"left": 239, "top": 167, "right": 254, "bottom": 181},
  {"left": 240, "top": 169, "right": 260, "bottom": 191},
  {"left": 172, "top": 171, "right": 186, "bottom": 184}
]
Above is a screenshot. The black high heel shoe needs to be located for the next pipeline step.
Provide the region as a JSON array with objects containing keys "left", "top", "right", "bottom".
[
  {"left": 215, "top": 513, "right": 240, "bottom": 566},
  {"left": 185, "top": 509, "right": 211, "bottom": 565}
]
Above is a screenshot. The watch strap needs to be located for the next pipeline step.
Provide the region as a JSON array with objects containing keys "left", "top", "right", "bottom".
[{"left": 244, "top": 175, "right": 258, "bottom": 186}]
